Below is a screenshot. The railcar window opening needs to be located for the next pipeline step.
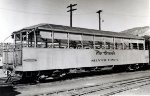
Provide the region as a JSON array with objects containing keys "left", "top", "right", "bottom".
[
  {"left": 110, "top": 42, "right": 114, "bottom": 49},
  {"left": 123, "top": 43, "right": 130, "bottom": 50},
  {"left": 18, "top": 32, "right": 36, "bottom": 48},
  {"left": 53, "top": 39, "right": 61, "bottom": 48},
  {"left": 122, "top": 38, "right": 132, "bottom": 50},
  {"left": 129, "top": 39, "right": 144, "bottom": 50},
  {"left": 36, "top": 31, "right": 53, "bottom": 48},
  {"left": 53, "top": 32, "right": 68, "bottom": 48},
  {"left": 105, "top": 42, "right": 114, "bottom": 49},
  {"left": 95, "top": 41, "right": 105, "bottom": 49},
  {"left": 94, "top": 41, "right": 100, "bottom": 49},
  {"left": 129, "top": 43, "right": 132, "bottom": 49},
  {"left": 114, "top": 38, "right": 123, "bottom": 50},
  {"left": 104, "top": 37, "right": 114, "bottom": 49},
  {"left": 13, "top": 30, "right": 145, "bottom": 51},
  {"left": 132, "top": 43, "right": 138, "bottom": 49},
  {"left": 145, "top": 41, "right": 149, "bottom": 50},
  {"left": 105, "top": 42, "right": 110, "bottom": 49},
  {"left": 53, "top": 39, "right": 68, "bottom": 48},
  {"left": 82, "top": 41, "right": 94, "bottom": 49},
  {"left": 21, "top": 32, "right": 29, "bottom": 48},
  {"left": 94, "top": 36, "right": 105, "bottom": 49},
  {"left": 115, "top": 43, "right": 118, "bottom": 49},
  {"left": 15, "top": 33, "right": 20, "bottom": 41},
  {"left": 115, "top": 43, "right": 123, "bottom": 50},
  {"left": 59, "top": 40, "right": 68, "bottom": 48},
  {"left": 28, "top": 32, "right": 36, "bottom": 48},
  {"left": 36, "top": 38, "right": 52, "bottom": 48},
  {"left": 14, "top": 32, "right": 28, "bottom": 49},
  {"left": 139, "top": 43, "right": 144, "bottom": 50},
  {"left": 15, "top": 33, "right": 21, "bottom": 49},
  {"left": 69, "top": 40, "right": 82, "bottom": 49},
  {"left": 94, "top": 36, "right": 114, "bottom": 50},
  {"left": 69, "top": 33, "right": 82, "bottom": 49},
  {"left": 137, "top": 40, "right": 144, "bottom": 50},
  {"left": 82, "top": 34, "right": 94, "bottom": 49}
]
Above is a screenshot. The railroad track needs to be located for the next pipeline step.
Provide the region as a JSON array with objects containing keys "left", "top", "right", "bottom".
[{"left": 35, "top": 75, "right": 150, "bottom": 96}]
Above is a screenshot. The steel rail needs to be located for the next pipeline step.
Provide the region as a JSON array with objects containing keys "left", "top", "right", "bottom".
[{"left": 34, "top": 75, "right": 150, "bottom": 96}]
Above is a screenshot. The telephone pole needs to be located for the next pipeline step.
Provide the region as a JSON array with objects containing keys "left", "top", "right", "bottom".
[
  {"left": 96, "top": 10, "right": 102, "bottom": 30},
  {"left": 67, "top": 4, "right": 77, "bottom": 27}
]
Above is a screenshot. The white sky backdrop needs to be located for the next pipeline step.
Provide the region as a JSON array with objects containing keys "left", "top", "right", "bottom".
[{"left": 0, "top": 0, "right": 150, "bottom": 42}]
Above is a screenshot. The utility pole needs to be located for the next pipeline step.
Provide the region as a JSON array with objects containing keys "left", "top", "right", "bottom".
[
  {"left": 96, "top": 10, "right": 102, "bottom": 30},
  {"left": 67, "top": 4, "right": 77, "bottom": 27}
]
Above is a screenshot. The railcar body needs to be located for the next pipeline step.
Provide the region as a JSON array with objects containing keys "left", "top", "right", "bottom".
[{"left": 3, "top": 23, "right": 149, "bottom": 80}]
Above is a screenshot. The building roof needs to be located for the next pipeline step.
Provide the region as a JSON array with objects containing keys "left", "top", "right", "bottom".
[{"left": 13, "top": 23, "right": 144, "bottom": 40}]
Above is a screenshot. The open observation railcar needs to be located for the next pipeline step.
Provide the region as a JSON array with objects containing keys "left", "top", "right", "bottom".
[{"left": 3, "top": 23, "right": 149, "bottom": 80}]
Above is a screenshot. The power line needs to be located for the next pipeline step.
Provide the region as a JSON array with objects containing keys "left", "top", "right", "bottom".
[
  {"left": 0, "top": 7, "right": 67, "bottom": 16},
  {"left": 0, "top": 7, "right": 149, "bottom": 18},
  {"left": 104, "top": 12, "right": 150, "bottom": 18}
]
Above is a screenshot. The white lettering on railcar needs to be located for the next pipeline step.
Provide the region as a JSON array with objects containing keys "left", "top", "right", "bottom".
[
  {"left": 91, "top": 59, "right": 118, "bottom": 62},
  {"left": 91, "top": 50, "right": 118, "bottom": 63}
]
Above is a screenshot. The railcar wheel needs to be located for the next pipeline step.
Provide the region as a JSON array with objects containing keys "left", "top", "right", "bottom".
[
  {"left": 37, "top": 75, "right": 47, "bottom": 82},
  {"left": 135, "top": 64, "right": 140, "bottom": 70},
  {"left": 19, "top": 72, "right": 39, "bottom": 83},
  {"left": 127, "top": 64, "right": 139, "bottom": 71},
  {"left": 113, "top": 65, "right": 127, "bottom": 72},
  {"left": 51, "top": 70, "right": 67, "bottom": 79}
]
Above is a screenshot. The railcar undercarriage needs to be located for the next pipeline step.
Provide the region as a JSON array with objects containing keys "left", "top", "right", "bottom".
[{"left": 7, "top": 63, "right": 148, "bottom": 83}]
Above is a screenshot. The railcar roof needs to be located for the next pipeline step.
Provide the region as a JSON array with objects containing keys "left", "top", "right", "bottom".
[{"left": 13, "top": 23, "right": 144, "bottom": 40}]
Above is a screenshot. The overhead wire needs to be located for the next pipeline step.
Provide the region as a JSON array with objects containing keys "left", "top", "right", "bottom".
[
  {"left": 0, "top": 7, "right": 67, "bottom": 16},
  {"left": 0, "top": 7, "right": 149, "bottom": 18}
]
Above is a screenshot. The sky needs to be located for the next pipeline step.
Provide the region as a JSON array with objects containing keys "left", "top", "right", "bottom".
[{"left": 0, "top": 0, "right": 150, "bottom": 42}]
